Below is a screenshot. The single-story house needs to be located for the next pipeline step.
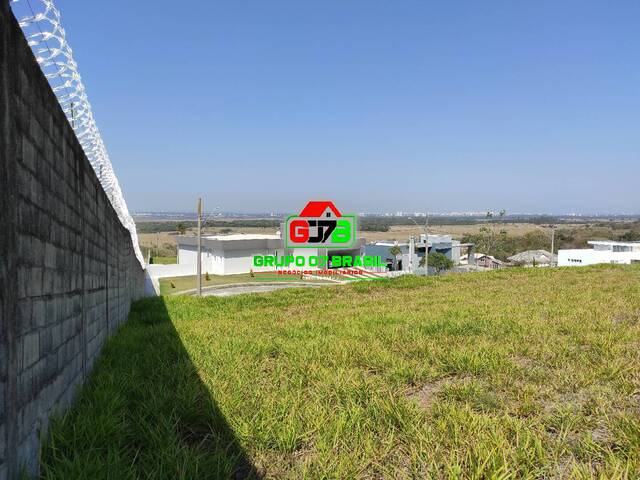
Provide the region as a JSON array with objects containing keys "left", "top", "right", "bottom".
[
  {"left": 175, "top": 233, "right": 365, "bottom": 275},
  {"left": 364, "top": 235, "right": 473, "bottom": 272},
  {"left": 460, "top": 253, "right": 504, "bottom": 269}
]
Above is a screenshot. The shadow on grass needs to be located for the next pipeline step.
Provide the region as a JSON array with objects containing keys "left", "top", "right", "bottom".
[{"left": 39, "top": 297, "right": 262, "bottom": 480}]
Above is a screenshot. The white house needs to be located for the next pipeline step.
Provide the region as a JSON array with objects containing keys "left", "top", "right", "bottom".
[
  {"left": 558, "top": 241, "right": 640, "bottom": 267},
  {"left": 176, "top": 234, "right": 284, "bottom": 275},
  {"left": 175, "top": 233, "right": 365, "bottom": 276}
]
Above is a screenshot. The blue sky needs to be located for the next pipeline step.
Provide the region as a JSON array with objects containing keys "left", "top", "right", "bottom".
[{"left": 53, "top": 0, "right": 639, "bottom": 214}]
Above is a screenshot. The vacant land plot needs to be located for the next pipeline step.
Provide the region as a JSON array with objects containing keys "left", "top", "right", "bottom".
[
  {"left": 361, "top": 222, "right": 555, "bottom": 241},
  {"left": 41, "top": 266, "right": 640, "bottom": 479}
]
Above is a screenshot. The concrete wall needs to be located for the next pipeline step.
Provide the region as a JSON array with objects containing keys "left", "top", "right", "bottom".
[
  {"left": 0, "top": 4, "right": 146, "bottom": 478},
  {"left": 177, "top": 245, "right": 221, "bottom": 274},
  {"left": 177, "top": 244, "right": 200, "bottom": 267},
  {"left": 145, "top": 264, "right": 196, "bottom": 295},
  {"left": 218, "top": 247, "right": 275, "bottom": 275}
]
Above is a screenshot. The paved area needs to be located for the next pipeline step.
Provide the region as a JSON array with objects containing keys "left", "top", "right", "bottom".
[{"left": 200, "top": 282, "right": 329, "bottom": 297}]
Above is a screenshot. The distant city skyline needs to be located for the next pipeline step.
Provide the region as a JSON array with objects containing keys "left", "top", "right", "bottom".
[
  {"left": 132, "top": 209, "right": 640, "bottom": 217},
  {"left": 57, "top": 1, "right": 640, "bottom": 214}
]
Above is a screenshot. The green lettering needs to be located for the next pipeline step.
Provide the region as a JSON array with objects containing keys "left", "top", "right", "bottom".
[{"left": 331, "top": 219, "right": 352, "bottom": 244}]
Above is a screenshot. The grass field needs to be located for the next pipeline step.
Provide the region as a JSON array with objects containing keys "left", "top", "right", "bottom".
[
  {"left": 41, "top": 266, "right": 640, "bottom": 479},
  {"left": 150, "top": 256, "right": 177, "bottom": 264},
  {"left": 159, "top": 272, "right": 331, "bottom": 295}
]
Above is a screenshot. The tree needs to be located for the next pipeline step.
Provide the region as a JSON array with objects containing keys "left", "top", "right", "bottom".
[
  {"left": 472, "top": 208, "right": 508, "bottom": 257},
  {"left": 619, "top": 231, "right": 640, "bottom": 242},
  {"left": 388, "top": 245, "right": 402, "bottom": 270},
  {"left": 420, "top": 252, "right": 453, "bottom": 272},
  {"left": 388, "top": 245, "right": 402, "bottom": 258},
  {"left": 176, "top": 223, "right": 187, "bottom": 235}
]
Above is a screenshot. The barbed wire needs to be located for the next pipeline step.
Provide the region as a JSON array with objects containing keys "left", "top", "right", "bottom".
[{"left": 10, "top": 0, "right": 145, "bottom": 267}]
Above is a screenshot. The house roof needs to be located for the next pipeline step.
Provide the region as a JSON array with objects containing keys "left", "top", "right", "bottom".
[
  {"left": 299, "top": 201, "right": 342, "bottom": 217},
  {"left": 507, "top": 250, "right": 557, "bottom": 263},
  {"left": 370, "top": 241, "right": 409, "bottom": 247},
  {"left": 175, "top": 234, "right": 282, "bottom": 251},
  {"left": 460, "top": 253, "right": 503, "bottom": 263}
]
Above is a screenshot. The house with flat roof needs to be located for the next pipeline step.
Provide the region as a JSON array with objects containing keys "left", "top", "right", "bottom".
[
  {"left": 175, "top": 232, "right": 365, "bottom": 275},
  {"left": 364, "top": 234, "right": 473, "bottom": 272},
  {"left": 176, "top": 234, "right": 283, "bottom": 275},
  {"left": 558, "top": 241, "right": 640, "bottom": 267}
]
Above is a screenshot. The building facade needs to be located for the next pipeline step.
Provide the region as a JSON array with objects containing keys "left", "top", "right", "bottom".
[
  {"left": 558, "top": 241, "right": 640, "bottom": 266},
  {"left": 175, "top": 233, "right": 365, "bottom": 275},
  {"left": 363, "top": 234, "right": 470, "bottom": 272}
]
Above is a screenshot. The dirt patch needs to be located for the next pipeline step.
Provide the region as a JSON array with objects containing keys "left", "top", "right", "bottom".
[
  {"left": 612, "top": 310, "right": 640, "bottom": 325},
  {"left": 406, "top": 375, "right": 472, "bottom": 409},
  {"left": 543, "top": 390, "right": 590, "bottom": 415},
  {"left": 512, "top": 355, "right": 534, "bottom": 369},
  {"left": 550, "top": 454, "right": 576, "bottom": 479},
  {"left": 589, "top": 424, "right": 612, "bottom": 443}
]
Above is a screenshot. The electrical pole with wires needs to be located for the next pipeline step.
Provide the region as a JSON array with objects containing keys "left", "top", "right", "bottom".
[
  {"left": 409, "top": 212, "right": 430, "bottom": 275},
  {"left": 550, "top": 225, "right": 556, "bottom": 266},
  {"left": 424, "top": 211, "right": 430, "bottom": 275},
  {"left": 197, "top": 198, "right": 202, "bottom": 296},
  {"left": 543, "top": 224, "right": 557, "bottom": 266}
]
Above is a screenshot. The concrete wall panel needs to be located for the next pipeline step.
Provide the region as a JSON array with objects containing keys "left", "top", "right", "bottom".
[{"left": 0, "top": 4, "right": 146, "bottom": 477}]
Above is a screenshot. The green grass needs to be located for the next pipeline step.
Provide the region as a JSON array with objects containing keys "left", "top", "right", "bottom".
[
  {"left": 150, "top": 256, "right": 177, "bottom": 264},
  {"left": 159, "top": 272, "right": 330, "bottom": 295},
  {"left": 41, "top": 265, "right": 640, "bottom": 479}
]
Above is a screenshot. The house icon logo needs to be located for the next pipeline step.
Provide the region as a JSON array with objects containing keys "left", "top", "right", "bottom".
[{"left": 285, "top": 201, "right": 356, "bottom": 248}]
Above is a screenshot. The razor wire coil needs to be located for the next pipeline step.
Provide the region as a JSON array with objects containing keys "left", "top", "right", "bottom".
[{"left": 11, "top": 0, "right": 145, "bottom": 267}]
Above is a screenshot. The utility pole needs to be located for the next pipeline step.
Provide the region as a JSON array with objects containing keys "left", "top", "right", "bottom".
[
  {"left": 197, "top": 198, "right": 202, "bottom": 296},
  {"left": 424, "top": 212, "right": 429, "bottom": 275},
  {"left": 409, "top": 212, "right": 430, "bottom": 275},
  {"left": 550, "top": 225, "right": 555, "bottom": 266},
  {"left": 409, "top": 236, "right": 415, "bottom": 274},
  {"left": 543, "top": 224, "right": 556, "bottom": 266}
]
